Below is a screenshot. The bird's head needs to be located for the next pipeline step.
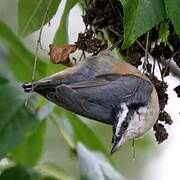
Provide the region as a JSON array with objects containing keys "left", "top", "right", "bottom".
[{"left": 111, "top": 90, "right": 159, "bottom": 154}]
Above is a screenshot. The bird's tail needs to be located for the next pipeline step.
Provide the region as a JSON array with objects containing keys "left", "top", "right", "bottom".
[{"left": 22, "top": 79, "right": 62, "bottom": 93}]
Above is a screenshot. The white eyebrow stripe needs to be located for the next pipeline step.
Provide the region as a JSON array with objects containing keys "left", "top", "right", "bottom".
[{"left": 115, "top": 103, "right": 129, "bottom": 136}]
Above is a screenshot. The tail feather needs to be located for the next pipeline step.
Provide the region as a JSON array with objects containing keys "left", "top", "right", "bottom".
[
  {"left": 22, "top": 80, "right": 62, "bottom": 93},
  {"left": 22, "top": 83, "right": 33, "bottom": 92}
]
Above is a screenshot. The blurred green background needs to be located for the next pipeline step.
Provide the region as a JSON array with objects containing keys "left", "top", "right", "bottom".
[{"left": 0, "top": 0, "right": 180, "bottom": 180}]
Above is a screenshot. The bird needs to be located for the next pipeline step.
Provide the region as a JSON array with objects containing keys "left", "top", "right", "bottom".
[{"left": 22, "top": 51, "right": 159, "bottom": 153}]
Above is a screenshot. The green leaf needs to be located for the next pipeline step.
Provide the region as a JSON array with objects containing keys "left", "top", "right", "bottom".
[
  {"left": 53, "top": 109, "right": 109, "bottom": 155},
  {"left": 10, "top": 120, "right": 47, "bottom": 167},
  {"left": 0, "top": 21, "right": 46, "bottom": 81},
  {"left": 0, "top": 45, "right": 15, "bottom": 81},
  {"left": 164, "top": 0, "right": 180, "bottom": 36},
  {"left": 0, "top": 76, "right": 9, "bottom": 85},
  {"left": 160, "top": 20, "right": 169, "bottom": 43},
  {"left": 36, "top": 163, "right": 74, "bottom": 180},
  {"left": 18, "top": 0, "right": 61, "bottom": 37},
  {"left": 122, "top": 0, "right": 166, "bottom": 49},
  {"left": 36, "top": 100, "right": 55, "bottom": 120},
  {"left": 77, "top": 143, "right": 123, "bottom": 180},
  {"left": 0, "top": 82, "right": 38, "bottom": 158},
  {"left": 119, "top": 0, "right": 127, "bottom": 6},
  {"left": 0, "top": 166, "right": 41, "bottom": 180},
  {"left": 53, "top": 0, "right": 78, "bottom": 44}
]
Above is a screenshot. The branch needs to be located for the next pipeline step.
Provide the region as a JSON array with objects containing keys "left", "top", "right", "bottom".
[{"left": 160, "top": 58, "right": 180, "bottom": 79}]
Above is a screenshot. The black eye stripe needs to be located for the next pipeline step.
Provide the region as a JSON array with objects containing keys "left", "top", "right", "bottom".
[{"left": 116, "top": 121, "right": 129, "bottom": 136}]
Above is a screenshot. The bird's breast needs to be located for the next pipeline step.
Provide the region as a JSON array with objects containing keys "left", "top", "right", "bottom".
[{"left": 136, "top": 87, "right": 159, "bottom": 137}]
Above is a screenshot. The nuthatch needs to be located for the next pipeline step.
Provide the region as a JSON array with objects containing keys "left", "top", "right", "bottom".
[{"left": 22, "top": 51, "right": 159, "bottom": 153}]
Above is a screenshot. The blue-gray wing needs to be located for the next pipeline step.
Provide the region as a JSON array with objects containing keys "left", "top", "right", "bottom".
[
  {"left": 54, "top": 74, "right": 153, "bottom": 124},
  {"left": 68, "top": 74, "right": 153, "bottom": 108}
]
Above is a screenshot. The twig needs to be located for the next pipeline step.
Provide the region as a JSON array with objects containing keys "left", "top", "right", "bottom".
[
  {"left": 157, "top": 58, "right": 163, "bottom": 81},
  {"left": 132, "top": 139, "right": 136, "bottom": 160},
  {"left": 160, "top": 58, "right": 180, "bottom": 79},
  {"left": 136, "top": 40, "right": 152, "bottom": 58},
  {"left": 32, "top": 0, "right": 53, "bottom": 83},
  {"left": 21, "top": 0, "right": 42, "bottom": 37},
  {"left": 162, "top": 58, "right": 171, "bottom": 77},
  {"left": 152, "top": 57, "right": 155, "bottom": 75},
  {"left": 144, "top": 32, "right": 150, "bottom": 67},
  {"left": 139, "top": 32, "right": 150, "bottom": 76},
  {"left": 25, "top": 0, "right": 53, "bottom": 106},
  {"left": 136, "top": 39, "right": 180, "bottom": 79}
]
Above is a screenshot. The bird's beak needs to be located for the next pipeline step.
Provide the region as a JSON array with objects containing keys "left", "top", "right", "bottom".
[{"left": 110, "top": 136, "right": 125, "bottom": 154}]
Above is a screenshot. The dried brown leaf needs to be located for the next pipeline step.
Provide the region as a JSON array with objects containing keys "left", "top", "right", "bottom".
[{"left": 49, "top": 44, "right": 77, "bottom": 66}]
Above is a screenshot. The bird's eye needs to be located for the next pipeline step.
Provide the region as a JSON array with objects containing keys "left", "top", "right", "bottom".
[{"left": 122, "top": 121, "right": 128, "bottom": 128}]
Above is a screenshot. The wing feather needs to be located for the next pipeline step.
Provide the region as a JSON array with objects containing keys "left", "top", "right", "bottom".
[{"left": 68, "top": 74, "right": 153, "bottom": 108}]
